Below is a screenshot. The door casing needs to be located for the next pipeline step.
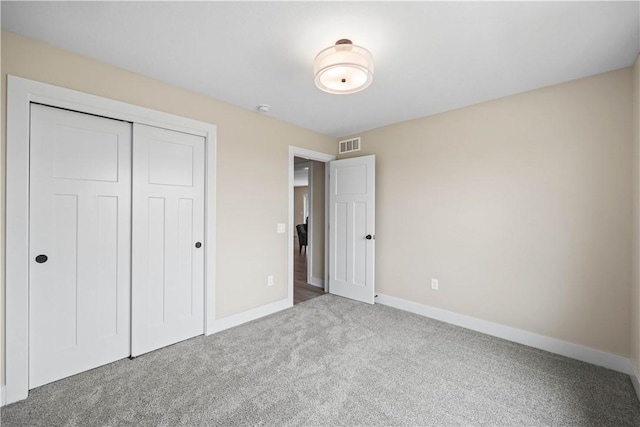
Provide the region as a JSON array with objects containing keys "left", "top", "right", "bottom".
[{"left": 5, "top": 75, "right": 217, "bottom": 404}]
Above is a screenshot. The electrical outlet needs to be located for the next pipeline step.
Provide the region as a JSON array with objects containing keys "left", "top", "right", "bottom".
[
  {"left": 267, "top": 275, "right": 274, "bottom": 286},
  {"left": 277, "top": 223, "right": 286, "bottom": 233},
  {"left": 431, "top": 278, "right": 439, "bottom": 290}
]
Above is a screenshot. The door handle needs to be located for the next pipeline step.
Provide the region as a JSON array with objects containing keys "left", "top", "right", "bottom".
[
  {"left": 35, "top": 254, "right": 48, "bottom": 263},
  {"left": 195, "top": 242, "right": 202, "bottom": 248},
  {"left": 365, "top": 235, "right": 374, "bottom": 240}
]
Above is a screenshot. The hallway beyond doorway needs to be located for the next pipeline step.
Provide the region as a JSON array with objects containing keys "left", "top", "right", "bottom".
[{"left": 294, "top": 236, "right": 324, "bottom": 304}]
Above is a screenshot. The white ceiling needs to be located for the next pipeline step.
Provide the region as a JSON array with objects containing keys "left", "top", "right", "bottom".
[{"left": 2, "top": 1, "right": 639, "bottom": 138}]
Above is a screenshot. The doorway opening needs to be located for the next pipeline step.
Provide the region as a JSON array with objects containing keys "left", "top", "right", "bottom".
[
  {"left": 293, "top": 159, "right": 323, "bottom": 304},
  {"left": 288, "top": 147, "right": 335, "bottom": 306}
]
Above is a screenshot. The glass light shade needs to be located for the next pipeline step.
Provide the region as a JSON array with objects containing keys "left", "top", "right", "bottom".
[{"left": 314, "top": 42, "right": 374, "bottom": 94}]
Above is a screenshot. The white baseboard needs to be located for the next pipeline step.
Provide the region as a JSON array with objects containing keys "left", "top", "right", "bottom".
[
  {"left": 1, "top": 385, "right": 6, "bottom": 407},
  {"left": 632, "top": 361, "right": 640, "bottom": 403},
  {"left": 308, "top": 277, "right": 325, "bottom": 288},
  {"left": 375, "top": 293, "right": 634, "bottom": 376},
  {"left": 207, "top": 297, "right": 291, "bottom": 335}
]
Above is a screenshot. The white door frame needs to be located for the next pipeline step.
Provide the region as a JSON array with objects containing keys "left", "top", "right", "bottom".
[
  {"left": 5, "top": 75, "right": 217, "bottom": 404},
  {"left": 288, "top": 147, "right": 335, "bottom": 303}
]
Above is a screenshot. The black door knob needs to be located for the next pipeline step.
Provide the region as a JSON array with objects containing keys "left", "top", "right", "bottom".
[
  {"left": 365, "top": 235, "right": 373, "bottom": 240},
  {"left": 195, "top": 242, "right": 202, "bottom": 248},
  {"left": 35, "top": 254, "right": 48, "bottom": 263}
]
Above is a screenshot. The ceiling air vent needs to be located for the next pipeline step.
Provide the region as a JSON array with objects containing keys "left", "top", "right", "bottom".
[{"left": 339, "top": 137, "right": 361, "bottom": 154}]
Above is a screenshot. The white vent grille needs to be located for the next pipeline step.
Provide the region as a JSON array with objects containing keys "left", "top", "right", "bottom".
[{"left": 339, "top": 137, "right": 361, "bottom": 154}]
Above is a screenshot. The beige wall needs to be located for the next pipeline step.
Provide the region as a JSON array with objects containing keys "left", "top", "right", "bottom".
[
  {"left": 294, "top": 186, "right": 308, "bottom": 229},
  {"left": 0, "top": 31, "right": 335, "bottom": 384},
  {"left": 632, "top": 54, "right": 640, "bottom": 376},
  {"left": 340, "top": 68, "right": 633, "bottom": 357},
  {"left": 311, "top": 161, "right": 325, "bottom": 281}
]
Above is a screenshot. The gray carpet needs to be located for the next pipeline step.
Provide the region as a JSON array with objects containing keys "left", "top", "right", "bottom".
[{"left": 2, "top": 294, "right": 639, "bottom": 426}]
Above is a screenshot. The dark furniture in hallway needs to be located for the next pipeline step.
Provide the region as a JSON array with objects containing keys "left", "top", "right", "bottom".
[{"left": 296, "top": 224, "right": 307, "bottom": 254}]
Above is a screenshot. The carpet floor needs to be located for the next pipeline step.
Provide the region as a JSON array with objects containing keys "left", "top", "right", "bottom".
[{"left": 2, "top": 294, "right": 639, "bottom": 426}]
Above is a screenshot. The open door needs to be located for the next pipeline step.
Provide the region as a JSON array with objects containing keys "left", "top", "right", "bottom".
[{"left": 329, "top": 155, "right": 375, "bottom": 304}]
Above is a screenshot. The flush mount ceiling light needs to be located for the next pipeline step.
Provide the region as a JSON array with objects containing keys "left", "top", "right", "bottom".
[{"left": 314, "top": 39, "right": 374, "bottom": 95}]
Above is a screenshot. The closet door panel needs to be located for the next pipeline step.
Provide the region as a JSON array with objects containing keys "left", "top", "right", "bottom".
[
  {"left": 29, "top": 104, "right": 132, "bottom": 388},
  {"left": 132, "top": 124, "right": 205, "bottom": 356}
]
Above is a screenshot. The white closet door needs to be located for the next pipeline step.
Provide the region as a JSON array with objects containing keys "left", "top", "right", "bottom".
[
  {"left": 29, "top": 104, "right": 132, "bottom": 388},
  {"left": 131, "top": 124, "right": 205, "bottom": 356}
]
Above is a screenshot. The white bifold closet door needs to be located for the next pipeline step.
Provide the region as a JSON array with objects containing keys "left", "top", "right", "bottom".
[
  {"left": 29, "top": 104, "right": 132, "bottom": 388},
  {"left": 131, "top": 124, "right": 205, "bottom": 357}
]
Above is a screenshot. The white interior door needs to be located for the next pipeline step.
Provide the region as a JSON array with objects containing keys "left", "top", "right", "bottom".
[
  {"left": 29, "top": 104, "right": 132, "bottom": 388},
  {"left": 132, "top": 124, "right": 205, "bottom": 356},
  {"left": 329, "top": 155, "right": 375, "bottom": 304}
]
